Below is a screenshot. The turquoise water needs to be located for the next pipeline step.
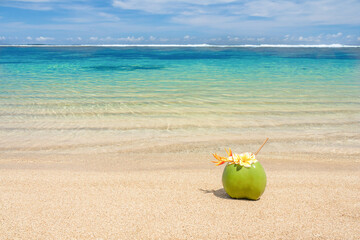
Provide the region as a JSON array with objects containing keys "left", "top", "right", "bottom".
[{"left": 0, "top": 47, "right": 359, "bottom": 155}]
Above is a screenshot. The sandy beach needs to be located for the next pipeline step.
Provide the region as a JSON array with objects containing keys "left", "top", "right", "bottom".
[{"left": 1, "top": 147, "right": 359, "bottom": 239}]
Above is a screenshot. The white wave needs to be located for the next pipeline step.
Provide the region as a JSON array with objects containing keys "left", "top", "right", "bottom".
[
  {"left": 249, "top": 44, "right": 360, "bottom": 48},
  {"left": 1, "top": 44, "right": 360, "bottom": 48}
]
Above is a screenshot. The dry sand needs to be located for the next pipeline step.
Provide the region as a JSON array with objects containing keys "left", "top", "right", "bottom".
[{"left": 0, "top": 151, "right": 359, "bottom": 239}]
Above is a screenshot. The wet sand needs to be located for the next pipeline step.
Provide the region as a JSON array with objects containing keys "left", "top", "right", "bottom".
[{"left": 1, "top": 151, "right": 359, "bottom": 239}]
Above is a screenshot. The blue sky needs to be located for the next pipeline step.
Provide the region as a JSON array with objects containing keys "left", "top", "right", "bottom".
[{"left": 0, "top": 0, "right": 360, "bottom": 44}]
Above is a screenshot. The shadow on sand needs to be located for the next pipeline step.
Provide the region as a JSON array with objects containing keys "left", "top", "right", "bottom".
[{"left": 199, "top": 188, "right": 257, "bottom": 201}]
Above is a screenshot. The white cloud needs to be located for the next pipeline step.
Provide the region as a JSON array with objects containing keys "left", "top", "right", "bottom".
[
  {"left": 98, "top": 12, "right": 120, "bottom": 22},
  {"left": 240, "top": 0, "right": 299, "bottom": 18},
  {"left": 241, "top": 37, "right": 266, "bottom": 42},
  {"left": 112, "top": 0, "right": 236, "bottom": 14},
  {"left": 101, "top": 36, "right": 114, "bottom": 41},
  {"left": 36, "top": 36, "right": 54, "bottom": 41},
  {"left": 0, "top": 0, "right": 78, "bottom": 11},
  {"left": 113, "top": 0, "right": 360, "bottom": 31},
  {"left": 230, "top": 0, "right": 360, "bottom": 26},
  {"left": 358, "top": 37, "right": 360, "bottom": 41},
  {"left": 26, "top": 36, "right": 32, "bottom": 40},
  {"left": 66, "top": 37, "right": 81, "bottom": 41},
  {"left": 1, "top": 0, "right": 359, "bottom": 44},
  {"left": 117, "top": 36, "right": 144, "bottom": 42},
  {"left": 172, "top": 14, "right": 237, "bottom": 28},
  {"left": 283, "top": 34, "right": 290, "bottom": 41},
  {"left": 327, "top": 32, "right": 342, "bottom": 38},
  {"left": 0, "top": 1, "right": 54, "bottom": 10},
  {"left": 88, "top": 35, "right": 146, "bottom": 42},
  {"left": 7, "top": 0, "right": 56, "bottom": 2},
  {"left": 0, "top": 36, "right": 5, "bottom": 40},
  {"left": 245, "top": 37, "right": 254, "bottom": 41},
  {"left": 208, "top": 37, "right": 222, "bottom": 42},
  {"left": 227, "top": 36, "right": 240, "bottom": 41},
  {"left": 53, "top": 17, "right": 93, "bottom": 23},
  {"left": 298, "top": 35, "right": 322, "bottom": 42}
]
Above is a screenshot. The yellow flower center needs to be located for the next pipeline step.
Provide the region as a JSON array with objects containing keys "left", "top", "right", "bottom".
[{"left": 212, "top": 149, "right": 257, "bottom": 168}]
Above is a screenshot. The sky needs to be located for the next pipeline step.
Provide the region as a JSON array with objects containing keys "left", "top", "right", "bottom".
[{"left": 0, "top": 0, "right": 360, "bottom": 45}]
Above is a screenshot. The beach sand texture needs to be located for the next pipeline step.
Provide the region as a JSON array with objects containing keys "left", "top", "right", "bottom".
[
  {"left": 1, "top": 151, "right": 359, "bottom": 239},
  {"left": 1, "top": 47, "right": 359, "bottom": 239}
]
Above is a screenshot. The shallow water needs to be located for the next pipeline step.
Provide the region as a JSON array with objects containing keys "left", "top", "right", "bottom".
[{"left": 0, "top": 47, "right": 359, "bottom": 156}]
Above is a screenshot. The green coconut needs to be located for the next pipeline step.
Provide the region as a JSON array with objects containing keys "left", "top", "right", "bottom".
[
  {"left": 212, "top": 138, "right": 269, "bottom": 200},
  {"left": 222, "top": 161, "right": 266, "bottom": 200}
]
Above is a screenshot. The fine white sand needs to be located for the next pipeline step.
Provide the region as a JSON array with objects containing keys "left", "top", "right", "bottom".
[{"left": 0, "top": 151, "right": 359, "bottom": 239}]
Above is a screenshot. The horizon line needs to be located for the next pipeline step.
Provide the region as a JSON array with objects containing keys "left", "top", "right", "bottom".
[{"left": 1, "top": 44, "right": 360, "bottom": 48}]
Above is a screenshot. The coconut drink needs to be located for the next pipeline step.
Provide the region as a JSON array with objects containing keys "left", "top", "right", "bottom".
[{"left": 212, "top": 138, "right": 268, "bottom": 200}]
